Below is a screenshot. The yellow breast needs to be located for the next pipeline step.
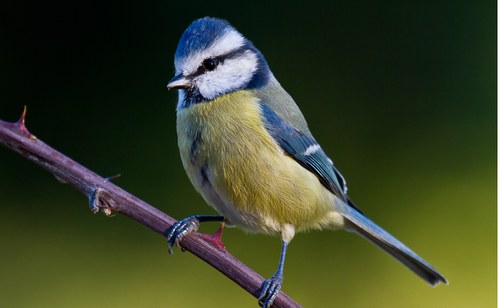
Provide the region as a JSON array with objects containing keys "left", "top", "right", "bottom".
[{"left": 176, "top": 91, "right": 336, "bottom": 235}]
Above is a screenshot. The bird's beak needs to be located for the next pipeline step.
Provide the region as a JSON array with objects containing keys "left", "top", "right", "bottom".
[{"left": 167, "top": 74, "right": 190, "bottom": 90}]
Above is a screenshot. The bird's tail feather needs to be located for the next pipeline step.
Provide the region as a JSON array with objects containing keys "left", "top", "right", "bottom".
[{"left": 338, "top": 201, "right": 447, "bottom": 286}]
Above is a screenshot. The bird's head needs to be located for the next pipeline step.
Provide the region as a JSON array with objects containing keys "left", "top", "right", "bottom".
[{"left": 167, "top": 17, "right": 270, "bottom": 108}]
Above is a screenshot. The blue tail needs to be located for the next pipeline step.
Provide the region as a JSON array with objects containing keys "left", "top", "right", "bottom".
[{"left": 338, "top": 201, "right": 447, "bottom": 286}]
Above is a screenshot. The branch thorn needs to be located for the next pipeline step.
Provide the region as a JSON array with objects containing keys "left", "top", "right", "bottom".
[{"left": 14, "top": 105, "right": 36, "bottom": 139}]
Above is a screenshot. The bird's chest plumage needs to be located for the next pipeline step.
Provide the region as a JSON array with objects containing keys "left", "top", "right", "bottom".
[{"left": 176, "top": 91, "right": 334, "bottom": 234}]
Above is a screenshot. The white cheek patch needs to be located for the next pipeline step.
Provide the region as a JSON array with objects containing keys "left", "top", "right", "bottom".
[
  {"left": 176, "top": 29, "right": 245, "bottom": 74},
  {"left": 196, "top": 51, "right": 258, "bottom": 99}
]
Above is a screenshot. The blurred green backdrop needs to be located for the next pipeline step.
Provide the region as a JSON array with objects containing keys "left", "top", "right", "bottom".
[{"left": 0, "top": 1, "right": 495, "bottom": 307}]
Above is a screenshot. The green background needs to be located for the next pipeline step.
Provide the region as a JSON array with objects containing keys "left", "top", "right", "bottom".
[{"left": 1, "top": 1, "right": 496, "bottom": 307}]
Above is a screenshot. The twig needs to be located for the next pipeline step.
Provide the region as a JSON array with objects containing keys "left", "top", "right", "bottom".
[{"left": 0, "top": 108, "right": 300, "bottom": 308}]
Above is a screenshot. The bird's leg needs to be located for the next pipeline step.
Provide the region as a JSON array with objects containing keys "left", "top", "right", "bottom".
[
  {"left": 167, "top": 215, "right": 224, "bottom": 254},
  {"left": 258, "top": 241, "right": 288, "bottom": 308}
]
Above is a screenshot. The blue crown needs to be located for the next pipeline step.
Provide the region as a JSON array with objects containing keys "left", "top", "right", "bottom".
[
  {"left": 175, "top": 17, "right": 234, "bottom": 60},
  {"left": 173, "top": 17, "right": 271, "bottom": 94}
]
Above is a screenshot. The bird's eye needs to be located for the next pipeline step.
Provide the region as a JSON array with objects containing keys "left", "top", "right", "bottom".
[{"left": 202, "top": 58, "right": 219, "bottom": 71}]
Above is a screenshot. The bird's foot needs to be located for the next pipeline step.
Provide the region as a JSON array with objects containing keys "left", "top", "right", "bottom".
[
  {"left": 258, "top": 273, "right": 283, "bottom": 308},
  {"left": 167, "top": 216, "right": 200, "bottom": 254}
]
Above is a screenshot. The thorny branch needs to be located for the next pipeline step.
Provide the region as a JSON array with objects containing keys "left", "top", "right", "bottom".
[{"left": 0, "top": 108, "right": 300, "bottom": 308}]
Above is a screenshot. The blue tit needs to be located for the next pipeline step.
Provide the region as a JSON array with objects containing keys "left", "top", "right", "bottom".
[{"left": 166, "top": 17, "right": 447, "bottom": 307}]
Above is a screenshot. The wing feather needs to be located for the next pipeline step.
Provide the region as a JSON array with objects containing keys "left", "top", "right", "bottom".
[{"left": 260, "top": 103, "right": 348, "bottom": 201}]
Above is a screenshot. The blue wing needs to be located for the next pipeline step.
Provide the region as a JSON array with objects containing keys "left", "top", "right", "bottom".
[
  {"left": 260, "top": 103, "right": 348, "bottom": 202},
  {"left": 260, "top": 104, "right": 447, "bottom": 286}
]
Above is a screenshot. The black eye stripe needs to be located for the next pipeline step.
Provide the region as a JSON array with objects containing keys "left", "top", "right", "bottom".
[
  {"left": 202, "top": 58, "right": 218, "bottom": 71},
  {"left": 188, "top": 46, "right": 249, "bottom": 78},
  {"left": 220, "top": 46, "right": 247, "bottom": 60}
]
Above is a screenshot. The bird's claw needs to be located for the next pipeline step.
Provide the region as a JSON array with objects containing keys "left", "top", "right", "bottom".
[
  {"left": 167, "top": 216, "right": 200, "bottom": 254},
  {"left": 258, "top": 274, "right": 283, "bottom": 308}
]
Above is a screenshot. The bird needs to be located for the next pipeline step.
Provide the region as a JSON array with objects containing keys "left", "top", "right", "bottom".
[{"left": 166, "top": 17, "right": 447, "bottom": 307}]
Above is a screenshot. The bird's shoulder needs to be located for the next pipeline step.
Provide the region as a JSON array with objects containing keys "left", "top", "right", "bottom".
[
  {"left": 256, "top": 91, "right": 349, "bottom": 202},
  {"left": 254, "top": 76, "right": 310, "bottom": 133}
]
